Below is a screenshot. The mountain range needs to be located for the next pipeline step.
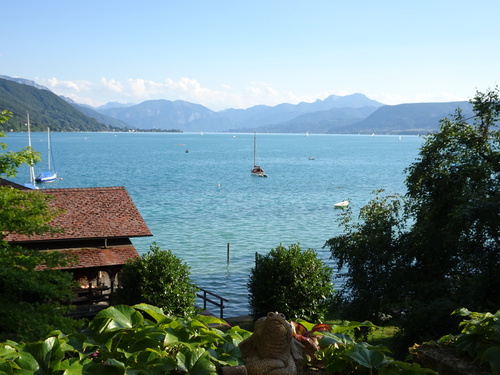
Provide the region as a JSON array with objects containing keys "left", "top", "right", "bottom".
[
  {"left": 0, "top": 75, "right": 474, "bottom": 134},
  {"left": 0, "top": 76, "right": 126, "bottom": 132}
]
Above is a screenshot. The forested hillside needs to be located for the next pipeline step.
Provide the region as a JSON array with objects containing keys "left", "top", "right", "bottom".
[{"left": 0, "top": 78, "right": 127, "bottom": 132}]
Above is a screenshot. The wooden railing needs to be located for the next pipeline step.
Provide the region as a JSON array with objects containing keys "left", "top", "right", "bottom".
[{"left": 196, "top": 287, "right": 228, "bottom": 319}]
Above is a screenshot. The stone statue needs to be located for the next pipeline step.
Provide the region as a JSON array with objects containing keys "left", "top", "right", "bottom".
[{"left": 239, "top": 312, "right": 305, "bottom": 375}]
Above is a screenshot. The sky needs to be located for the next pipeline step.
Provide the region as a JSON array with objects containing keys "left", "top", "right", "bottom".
[{"left": 2, "top": 1, "right": 499, "bottom": 111}]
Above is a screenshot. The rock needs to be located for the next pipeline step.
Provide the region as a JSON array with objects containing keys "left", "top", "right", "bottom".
[
  {"left": 219, "top": 365, "right": 248, "bottom": 375},
  {"left": 410, "top": 344, "right": 492, "bottom": 375}
]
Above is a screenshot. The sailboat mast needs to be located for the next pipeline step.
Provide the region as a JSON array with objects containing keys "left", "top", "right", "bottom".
[
  {"left": 47, "top": 127, "right": 51, "bottom": 171},
  {"left": 27, "top": 113, "right": 32, "bottom": 148},
  {"left": 26, "top": 113, "right": 36, "bottom": 185},
  {"left": 254, "top": 132, "right": 256, "bottom": 167}
]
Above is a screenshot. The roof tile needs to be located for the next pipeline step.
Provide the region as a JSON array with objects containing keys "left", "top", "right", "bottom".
[{"left": 3, "top": 184, "right": 152, "bottom": 242}]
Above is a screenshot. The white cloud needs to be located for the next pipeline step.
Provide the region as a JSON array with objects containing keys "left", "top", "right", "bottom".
[
  {"left": 41, "top": 75, "right": 450, "bottom": 110},
  {"left": 101, "top": 77, "right": 124, "bottom": 93},
  {"left": 46, "top": 77, "right": 89, "bottom": 92}
]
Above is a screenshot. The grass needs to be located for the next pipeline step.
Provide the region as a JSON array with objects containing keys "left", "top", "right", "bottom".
[{"left": 324, "top": 318, "right": 402, "bottom": 358}]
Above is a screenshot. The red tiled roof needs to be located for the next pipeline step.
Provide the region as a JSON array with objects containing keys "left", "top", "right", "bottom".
[
  {"left": 4, "top": 185, "right": 152, "bottom": 242},
  {"left": 56, "top": 246, "right": 140, "bottom": 269}
]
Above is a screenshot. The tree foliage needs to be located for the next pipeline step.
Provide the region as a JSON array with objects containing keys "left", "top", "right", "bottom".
[
  {"left": 115, "top": 243, "right": 198, "bottom": 317},
  {"left": 0, "top": 187, "right": 63, "bottom": 240},
  {"left": 0, "top": 243, "right": 79, "bottom": 342},
  {"left": 325, "top": 87, "right": 500, "bottom": 343},
  {"left": 0, "top": 111, "right": 79, "bottom": 342},
  {"left": 0, "top": 111, "right": 63, "bottom": 240},
  {"left": 325, "top": 191, "right": 409, "bottom": 321},
  {"left": 247, "top": 243, "right": 334, "bottom": 322},
  {"left": 0, "top": 110, "right": 41, "bottom": 178}
]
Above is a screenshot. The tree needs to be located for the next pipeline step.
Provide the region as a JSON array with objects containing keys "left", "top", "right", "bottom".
[
  {"left": 114, "top": 243, "right": 198, "bottom": 317},
  {"left": 0, "top": 110, "right": 79, "bottom": 342},
  {"left": 402, "top": 87, "right": 500, "bottom": 339},
  {"left": 325, "top": 88, "right": 500, "bottom": 343},
  {"left": 247, "top": 243, "right": 334, "bottom": 322},
  {"left": 325, "top": 191, "right": 409, "bottom": 322},
  {"left": 0, "top": 243, "right": 79, "bottom": 342},
  {"left": 0, "top": 110, "right": 41, "bottom": 178},
  {"left": 1, "top": 110, "right": 63, "bottom": 240}
]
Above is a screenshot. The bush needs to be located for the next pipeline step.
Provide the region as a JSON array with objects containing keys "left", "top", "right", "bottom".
[
  {"left": 0, "top": 305, "right": 251, "bottom": 374},
  {"left": 247, "top": 243, "right": 334, "bottom": 321},
  {"left": 438, "top": 308, "right": 500, "bottom": 375},
  {"left": 114, "top": 243, "right": 197, "bottom": 317},
  {"left": 0, "top": 243, "right": 81, "bottom": 342}
]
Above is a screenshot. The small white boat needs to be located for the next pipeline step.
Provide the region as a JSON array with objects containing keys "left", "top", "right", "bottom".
[
  {"left": 308, "top": 156, "right": 315, "bottom": 160},
  {"left": 334, "top": 200, "right": 349, "bottom": 208}
]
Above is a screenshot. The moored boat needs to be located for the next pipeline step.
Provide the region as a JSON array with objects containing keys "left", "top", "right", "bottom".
[
  {"left": 334, "top": 200, "right": 349, "bottom": 208},
  {"left": 35, "top": 127, "right": 57, "bottom": 183},
  {"left": 251, "top": 132, "right": 267, "bottom": 177},
  {"left": 23, "top": 112, "right": 38, "bottom": 189}
]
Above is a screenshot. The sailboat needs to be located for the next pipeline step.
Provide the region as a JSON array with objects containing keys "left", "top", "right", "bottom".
[
  {"left": 35, "top": 127, "right": 57, "bottom": 183},
  {"left": 23, "top": 113, "right": 38, "bottom": 189},
  {"left": 251, "top": 132, "right": 267, "bottom": 177}
]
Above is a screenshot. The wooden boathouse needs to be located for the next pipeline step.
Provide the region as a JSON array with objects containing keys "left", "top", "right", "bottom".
[{"left": 1, "top": 179, "right": 152, "bottom": 316}]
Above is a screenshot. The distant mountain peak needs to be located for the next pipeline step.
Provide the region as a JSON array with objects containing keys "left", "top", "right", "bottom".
[{"left": 97, "top": 102, "right": 136, "bottom": 110}]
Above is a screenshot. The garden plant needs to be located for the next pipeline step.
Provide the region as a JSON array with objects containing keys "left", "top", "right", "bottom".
[
  {"left": 436, "top": 308, "right": 500, "bottom": 375},
  {"left": 0, "top": 304, "right": 439, "bottom": 374},
  {"left": 114, "top": 242, "right": 198, "bottom": 317},
  {"left": 248, "top": 242, "right": 334, "bottom": 322}
]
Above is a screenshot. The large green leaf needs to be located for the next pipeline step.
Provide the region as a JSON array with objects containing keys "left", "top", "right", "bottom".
[
  {"left": 346, "top": 344, "right": 387, "bottom": 369},
  {"left": 23, "top": 337, "right": 64, "bottom": 373},
  {"left": 82, "top": 358, "right": 125, "bottom": 375},
  {"left": 193, "top": 315, "right": 227, "bottom": 328},
  {"left": 481, "top": 346, "right": 500, "bottom": 375},
  {"left": 92, "top": 305, "right": 144, "bottom": 333},
  {"left": 0, "top": 342, "right": 19, "bottom": 360},
  {"left": 176, "top": 347, "right": 216, "bottom": 375},
  {"left": 126, "top": 357, "right": 177, "bottom": 375},
  {"left": 455, "top": 333, "right": 484, "bottom": 359},
  {"left": 0, "top": 360, "right": 18, "bottom": 373},
  {"left": 60, "top": 357, "right": 87, "bottom": 375},
  {"left": 319, "top": 332, "right": 354, "bottom": 347},
  {"left": 133, "top": 304, "right": 169, "bottom": 324},
  {"left": 13, "top": 351, "right": 39, "bottom": 372},
  {"left": 332, "top": 320, "right": 376, "bottom": 336}
]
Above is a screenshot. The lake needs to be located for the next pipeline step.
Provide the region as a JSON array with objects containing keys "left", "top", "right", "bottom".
[{"left": 5, "top": 131, "right": 423, "bottom": 317}]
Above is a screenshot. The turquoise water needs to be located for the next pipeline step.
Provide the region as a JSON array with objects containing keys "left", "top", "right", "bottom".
[{"left": 5, "top": 132, "right": 423, "bottom": 317}]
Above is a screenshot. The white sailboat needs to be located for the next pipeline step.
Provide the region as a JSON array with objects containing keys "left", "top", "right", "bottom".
[
  {"left": 35, "top": 127, "right": 57, "bottom": 183},
  {"left": 23, "top": 112, "right": 38, "bottom": 189},
  {"left": 251, "top": 132, "right": 267, "bottom": 177}
]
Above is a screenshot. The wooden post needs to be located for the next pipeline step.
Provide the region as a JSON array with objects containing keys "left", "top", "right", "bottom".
[
  {"left": 227, "top": 243, "right": 230, "bottom": 264},
  {"left": 88, "top": 282, "right": 93, "bottom": 311}
]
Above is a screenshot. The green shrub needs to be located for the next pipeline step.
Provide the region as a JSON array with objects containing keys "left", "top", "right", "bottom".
[
  {"left": 247, "top": 243, "right": 334, "bottom": 321},
  {"left": 292, "top": 319, "right": 436, "bottom": 374},
  {"left": 0, "top": 243, "right": 82, "bottom": 342},
  {"left": 0, "top": 304, "right": 251, "bottom": 374},
  {"left": 438, "top": 308, "right": 500, "bottom": 375},
  {"left": 115, "top": 242, "right": 197, "bottom": 317}
]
